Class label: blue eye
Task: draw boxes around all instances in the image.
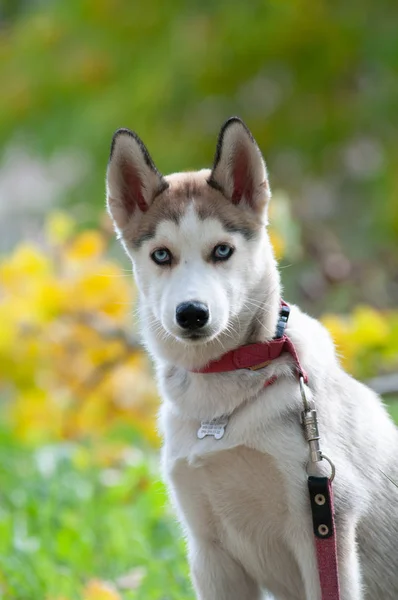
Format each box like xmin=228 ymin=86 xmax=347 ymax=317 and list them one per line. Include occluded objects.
xmin=212 ymin=244 xmax=234 ymax=261
xmin=151 ymin=248 xmax=172 ymax=265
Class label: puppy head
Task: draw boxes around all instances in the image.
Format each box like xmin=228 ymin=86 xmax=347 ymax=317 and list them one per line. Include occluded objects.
xmin=106 ymin=118 xmax=280 ymax=367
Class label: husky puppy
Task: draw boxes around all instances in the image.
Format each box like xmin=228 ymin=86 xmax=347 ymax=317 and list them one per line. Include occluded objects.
xmin=106 ymin=117 xmax=398 ymax=600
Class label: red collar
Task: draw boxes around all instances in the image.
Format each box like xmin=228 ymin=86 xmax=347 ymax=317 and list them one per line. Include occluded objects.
xmin=191 ymin=301 xmax=308 ymax=384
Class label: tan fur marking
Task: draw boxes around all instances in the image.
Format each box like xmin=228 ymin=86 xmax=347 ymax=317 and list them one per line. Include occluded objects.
xmin=128 ymin=171 xmax=263 ymax=248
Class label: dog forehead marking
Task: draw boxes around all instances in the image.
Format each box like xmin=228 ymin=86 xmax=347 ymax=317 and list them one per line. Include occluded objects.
xmin=129 ymin=171 xmax=262 ymax=248
xmin=153 ymin=204 xmax=233 ymax=255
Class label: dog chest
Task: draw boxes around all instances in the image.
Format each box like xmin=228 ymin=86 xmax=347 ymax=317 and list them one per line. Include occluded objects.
xmin=169 ymin=444 xmax=304 ymax=594
xmin=195 ymin=445 xmax=288 ymax=527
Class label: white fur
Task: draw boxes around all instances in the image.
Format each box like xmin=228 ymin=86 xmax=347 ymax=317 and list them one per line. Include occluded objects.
xmin=137 ymin=205 xmax=279 ymax=371
xmin=106 ymin=120 xmax=398 ymax=600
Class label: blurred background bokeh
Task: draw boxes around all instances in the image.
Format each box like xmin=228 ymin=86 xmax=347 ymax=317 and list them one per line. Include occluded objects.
xmin=0 ymin=1 xmax=397 ymax=599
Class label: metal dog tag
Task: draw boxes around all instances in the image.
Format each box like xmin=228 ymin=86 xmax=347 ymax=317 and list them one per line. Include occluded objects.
xmin=197 ymin=416 xmax=228 ymax=440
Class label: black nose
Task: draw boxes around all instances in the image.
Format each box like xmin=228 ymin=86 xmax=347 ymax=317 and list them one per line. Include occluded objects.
xmin=176 ymin=301 xmax=209 ymax=330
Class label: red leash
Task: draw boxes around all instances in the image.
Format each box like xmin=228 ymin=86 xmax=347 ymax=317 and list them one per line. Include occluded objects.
xmin=191 ymin=300 xmax=341 ymax=600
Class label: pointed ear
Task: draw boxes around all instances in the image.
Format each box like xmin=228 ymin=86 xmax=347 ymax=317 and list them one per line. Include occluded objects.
xmin=106 ymin=128 xmax=168 ymax=230
xmin=208 ymin=117 xmax=270 ymax=213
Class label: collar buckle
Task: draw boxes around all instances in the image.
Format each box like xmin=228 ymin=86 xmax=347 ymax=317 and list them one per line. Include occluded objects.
xmin=274 ymin=303 xmax=290 ymax=339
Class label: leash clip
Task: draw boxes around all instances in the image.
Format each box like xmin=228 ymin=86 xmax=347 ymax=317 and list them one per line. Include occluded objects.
xmin=274 ymin=303 xmax=290 ymax=339
xmin=299 ymin=376 xmax=335 ymax=481
xmin=301 ymin=406 xmax=322 ymax=464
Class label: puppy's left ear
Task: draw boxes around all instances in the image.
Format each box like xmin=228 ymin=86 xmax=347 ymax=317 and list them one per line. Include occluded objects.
xmin=208 ymin=117 xmax=270 ymax=214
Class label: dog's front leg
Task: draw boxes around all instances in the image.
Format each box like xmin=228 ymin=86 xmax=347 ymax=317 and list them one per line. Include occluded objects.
xmin=288 ymin=520 xmax=363 ymax=600
xmin=286 ymin=526 xmax=321 ymax=600
xmin=335 ymin=517 xmax=363 ymax=600
xmin=189 ymin=538 xmax=262 ymax=600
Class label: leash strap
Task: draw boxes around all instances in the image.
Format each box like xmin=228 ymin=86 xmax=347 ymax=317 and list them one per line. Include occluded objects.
xmin=308 ymin=477 xmax=341 ymax=599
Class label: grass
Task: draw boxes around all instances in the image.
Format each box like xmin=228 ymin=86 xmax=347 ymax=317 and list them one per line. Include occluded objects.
xmin=1 ymin=399 xmax=397 ymax=599
xmin=0 ymin=430 xmax=193 ymax=600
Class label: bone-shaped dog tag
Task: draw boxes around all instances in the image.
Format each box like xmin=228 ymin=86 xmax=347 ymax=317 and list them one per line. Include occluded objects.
xmin=197 ymin=417 xmax=228 ymax=440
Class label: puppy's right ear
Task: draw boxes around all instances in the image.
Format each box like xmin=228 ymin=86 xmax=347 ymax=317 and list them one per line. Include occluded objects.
xmin=106 ymin=129 xmax=167 ymax=230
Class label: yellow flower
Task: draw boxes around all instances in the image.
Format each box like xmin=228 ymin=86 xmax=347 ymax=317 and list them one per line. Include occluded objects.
xmin=45 ymin=211 xmax=75 ymax=245
xmin=0 ymin=244 xmax=52 ymax=292
xmin=321 ymin=314 xmax=357 ymax=372
xmin=0 ymin=303 xmax=18 ymax=353
xmin=30 ymin=280 xmax=65 ymax=323
xmin=12 ymin=389 xmax=64 ymax=443
xmin=351 ymin=305 xmax=389 ymax=348
xmin=269 ymin=229 xmax=285 ymax=260
xmin=65 ymin=231 xmax=105 ymax=262
xmin=74 ymin=386 xmax=113 ymax=437
xmin=65 ymin=261 xmax=133 ymax=320
xmin=83 ymin=579 xmax=121 ymax=600
xmin=0 ymin=222 xmax=154 ymax=445
xmin=86 ymin=339 xmax=125 ymax=367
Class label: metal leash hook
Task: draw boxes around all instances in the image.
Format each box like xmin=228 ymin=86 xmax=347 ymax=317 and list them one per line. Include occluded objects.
xmin=299 ymin=376 xmax=335 ymax=482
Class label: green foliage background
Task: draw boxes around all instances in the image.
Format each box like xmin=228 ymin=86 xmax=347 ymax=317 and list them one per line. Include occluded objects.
xmin=1 ymin=0 xmax=398 ymax=312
